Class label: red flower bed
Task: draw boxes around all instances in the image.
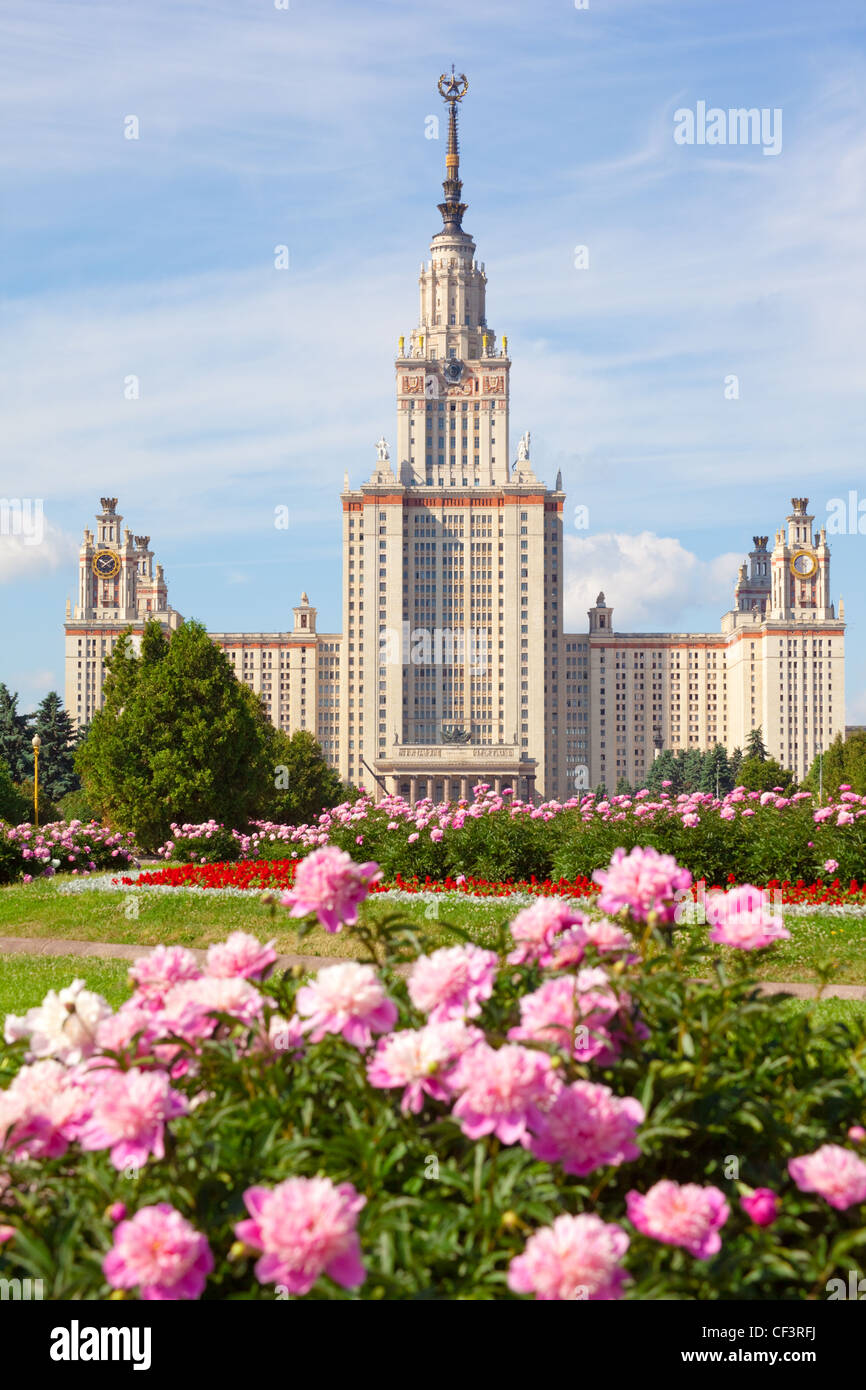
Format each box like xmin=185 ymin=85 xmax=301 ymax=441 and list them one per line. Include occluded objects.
xmin=112 ymin=861 xmax=866 ymax=907
xmin=116 ymin=860 xmax=300 ymax=892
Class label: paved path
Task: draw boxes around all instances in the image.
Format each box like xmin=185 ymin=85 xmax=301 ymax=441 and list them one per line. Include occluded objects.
xmin=0 ymin=936 xmax=332 ymax=976
xmin=2 ymin=936 xmax=865 ymax=999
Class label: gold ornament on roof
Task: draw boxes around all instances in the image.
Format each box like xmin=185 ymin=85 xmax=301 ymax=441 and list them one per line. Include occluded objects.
xmin=438 ymin=68 xmax=468 ymax=103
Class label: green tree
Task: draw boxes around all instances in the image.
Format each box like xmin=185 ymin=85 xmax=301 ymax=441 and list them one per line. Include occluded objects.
xmin=614 ymin=776 xmax=633 ymax=797
xmin=677 ymin=748 xmax=704 ymax=793
xmin=0 ymin=757 xmax=28 ymax=823
xmin=738 ymin=754 xmax=794 ymax=794
xmin=730 ymin=747 xmax=743 ymax=784
xmin=700 ymin=743 xmax=734 ymax=797
xmin=76 ymin=620 xmax=277 ymax=847
xmin=0 ymin=685 xmax=31 ymax=782
xmin=266 ymin=729 xmax=347 ymax=825
xmin=745 ymin=726 xmax=768 ymax=762
xmin=31 ymin=692 xmax=79 ymax=801
xmin=644 ymin=749 xmax=680 ymax=795
xmin=803 ymin=730 xmax=866 ymax=799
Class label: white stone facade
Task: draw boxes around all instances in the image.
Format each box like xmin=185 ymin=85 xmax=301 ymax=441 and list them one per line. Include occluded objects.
xmin=64 ymin=82 xmax=845 ymax=799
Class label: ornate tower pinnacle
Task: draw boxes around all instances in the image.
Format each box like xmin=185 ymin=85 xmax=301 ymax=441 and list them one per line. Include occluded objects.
xmin=437 ymin=66 xmax=469 ymax=232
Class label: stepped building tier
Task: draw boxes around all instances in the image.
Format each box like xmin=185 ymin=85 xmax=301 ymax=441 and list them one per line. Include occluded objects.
xmin=64 ymin=75 xmax=845 ymax=796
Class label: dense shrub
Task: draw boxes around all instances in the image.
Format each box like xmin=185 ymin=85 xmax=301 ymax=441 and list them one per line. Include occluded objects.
xmin=158 ymin=821 xmax=243 ymax=864
xmin=1 ymin=847 xmax=865 ymax=1301
xmin=58 ymin=789 xmax=97 ymax=823
xmin=0 ymin=759 xmax=28 ymax=825
xmin=0 ymin=820 xmax=137 ymax=885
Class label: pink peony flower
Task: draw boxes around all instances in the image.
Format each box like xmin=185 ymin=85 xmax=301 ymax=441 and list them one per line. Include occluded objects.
xmin=579 ymin=917 xmax=637 ymax=959
xmin=448 ymin=1042 xmax=555 ymax=1144
xmin=95 ymin=1001 xmax=160 ymax=1057
xmin=280 ymin=846 xmax=381 ymax=932
xmin=79 ymin=1067 xmax=188 ymax=1170
xmin=407 ymin=945 xmax=498 ymax=1022
xmin=104 ymin=1203 xmax=213 ymax=1300
xmin=0 ymin=1059 xmax=92 ymax=1160
xmin=528 ymin=1079 xmax=644 ymax=1176
xmin=848 ymin=1125 xmax=866 ymax=1143
xmin=0 ymin=1225 xmax=15 ymax=1244
xmin=106 ymin=1202 xmax=127 ymax=1223
xmin=740 ymin=1188 xmax=779 ymax=1227
xmin=508 ymin=1213 xmax=630 ymax=1301
xmin=235 ymin=1177 xmax=365 ymax=1294
xmin=593 ymin=846 xmax=692 ymax=925
xmin=296 ymin=962 xmax=397 ymax=1048
xmin=508 ymin=968 xmax=635 ymax=1064
xmin=546 ymin=925 xmax=589 ymax=970
xmin=507 ymin=899 xmax=586 ymax=967
xmin=205 ymin=932 xmax=277 ymax=981
xmin=627 ymin=1180 xmax=729 ymax=1259
xmin=156 ymin=975 xmax=267 ymax=1046
xmin=824 ymin=858 xmax=839 ymax=874
xmin=788 ymin=1144 xmax=866 ymax=1210
xmin=367 ymin=1021 xmax=482 ymax=1113
xmin=706 ymin=885 xmax=790 ymax=950
xmin=129 ymin=946 xmax=202 ymax=1008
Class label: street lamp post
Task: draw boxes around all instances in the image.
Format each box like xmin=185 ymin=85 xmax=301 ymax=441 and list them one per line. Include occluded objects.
xmin=32 ymin=734 xmax=41 ymax=828
xmin=818 ymin=745 xmax=823 ymax=805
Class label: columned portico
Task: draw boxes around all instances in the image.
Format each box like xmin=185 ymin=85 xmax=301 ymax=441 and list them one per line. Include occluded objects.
xmin=376 ymin=743 xmax=536 ymax=805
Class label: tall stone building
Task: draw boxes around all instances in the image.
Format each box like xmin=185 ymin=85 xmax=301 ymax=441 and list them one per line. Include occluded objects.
xmin=64 ymin=76 xmax=845 ymax=799
xmin=338 ymin=69 xmax=560 ymax=802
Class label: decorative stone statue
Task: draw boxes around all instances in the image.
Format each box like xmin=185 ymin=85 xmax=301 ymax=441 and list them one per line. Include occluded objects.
xmin=517 ymin=431 xmax=530 ymax=461
xmin=376 ymin=436 xmax=390 ymax=462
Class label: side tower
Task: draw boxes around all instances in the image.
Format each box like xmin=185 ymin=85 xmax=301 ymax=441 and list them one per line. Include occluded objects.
xmin=64 ymin=498 xmax=182 ymax=728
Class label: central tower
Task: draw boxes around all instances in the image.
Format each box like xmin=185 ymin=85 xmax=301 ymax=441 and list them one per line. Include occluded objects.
xmin=395 ymin=68 xmax=510 ymax=489
xmin=338 ymin=71 xmax=565 ymax=803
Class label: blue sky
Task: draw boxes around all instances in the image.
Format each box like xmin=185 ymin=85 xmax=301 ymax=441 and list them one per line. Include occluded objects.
xmin=2 ymin=0 xmax=865 ymax=721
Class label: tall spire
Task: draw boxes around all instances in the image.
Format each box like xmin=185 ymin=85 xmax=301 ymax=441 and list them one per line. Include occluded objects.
xmin=436 ymin=66 xmax=469 ymax=232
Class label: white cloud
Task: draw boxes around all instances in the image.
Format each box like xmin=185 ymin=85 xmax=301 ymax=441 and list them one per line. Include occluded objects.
xmin=563 ymin=531 xmax=742 ymax=632
xmin=0 ymin=522 xmax=79 ymax=585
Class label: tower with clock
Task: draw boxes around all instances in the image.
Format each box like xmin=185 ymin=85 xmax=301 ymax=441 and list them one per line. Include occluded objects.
xmin=64 ymin=498 xmax=182 ymax=728
xmin=768 ymin=496 xmax=832 ymax=621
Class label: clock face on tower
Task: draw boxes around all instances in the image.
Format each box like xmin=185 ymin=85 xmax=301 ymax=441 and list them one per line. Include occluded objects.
xmin=92 ymin=549 xmax=120 ymax=579
xmin=443 ymin=358 xmax=465 ymax=384
xmin=790 ymin=551 xmax=818 ymax=579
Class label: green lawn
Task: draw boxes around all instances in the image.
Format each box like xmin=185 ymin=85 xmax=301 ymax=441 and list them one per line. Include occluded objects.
xmin=0 ymin=948 xmax=864 ymax=1032
xmin=0 ymin=953 xmax=133 ymax=1019
xmin=1 ymin=877 xmax=866 ymax=987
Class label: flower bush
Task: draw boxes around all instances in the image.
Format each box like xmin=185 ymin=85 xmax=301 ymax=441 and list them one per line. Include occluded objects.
xmin=150 ymin=783 xmax=866 ymax=889
xmin=2 ymin=845 xmax=866 ymax=1300
xmin=0 ymin=820 xmax=136 ymax=885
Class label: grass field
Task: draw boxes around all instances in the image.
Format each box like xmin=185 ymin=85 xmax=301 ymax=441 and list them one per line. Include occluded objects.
xmin=1 ymin=877 xmax=866 ymax=986
xmin=1 ymin=948 xmax=864 ymax=1029
xmin=0 ymin=953 xmax=132 ymax=1019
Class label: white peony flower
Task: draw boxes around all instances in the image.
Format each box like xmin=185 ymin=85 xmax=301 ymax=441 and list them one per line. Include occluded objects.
xmin=3 ymin=979 xmax=113 ymax=1063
